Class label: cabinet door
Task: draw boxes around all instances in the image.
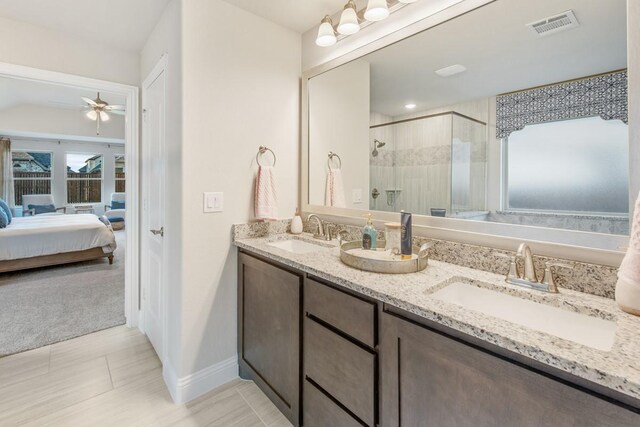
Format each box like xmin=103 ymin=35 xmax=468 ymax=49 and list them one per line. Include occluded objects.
xmin=238 ymin=252 xmax=302 ymax=426
xmin=380 ymin=311 xmax=640 ymax=427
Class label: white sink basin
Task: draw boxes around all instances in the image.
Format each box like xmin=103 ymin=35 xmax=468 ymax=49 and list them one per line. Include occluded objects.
xmin=431 ymin=282 xmax=617 ymax=351
xmin=267 ymin=239 xmax=324 ymax=254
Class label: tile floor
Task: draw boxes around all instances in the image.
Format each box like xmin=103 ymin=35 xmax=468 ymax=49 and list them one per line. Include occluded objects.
xmin=0 ymin=326 xmax=292 ymax=426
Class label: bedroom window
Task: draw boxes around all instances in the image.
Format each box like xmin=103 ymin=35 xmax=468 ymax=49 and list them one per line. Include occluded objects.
xmin=115 ymin=155 xmax=125 ymax=192
xmin=12 ymin=151 xmax=53 ymax=206
xmin=66 ymin=153 xmax=103 ymax=204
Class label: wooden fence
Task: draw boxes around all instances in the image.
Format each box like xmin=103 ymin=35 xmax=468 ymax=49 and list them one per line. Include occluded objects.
xmin=116 ymin=172 xmax=126 ymax=192
xmin=13 ymin=171 xmax=52 ymax=206
xmin=67 ymin=172 xmax=102 ymax=204
xmin=14 ymin=171 xmax=123 ymax=205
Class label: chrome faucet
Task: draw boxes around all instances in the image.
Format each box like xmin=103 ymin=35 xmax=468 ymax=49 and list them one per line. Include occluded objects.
xmin=506 ymin=243 xmax=559 ymax=293
xmin=306 ymin=214 xmax=324 ymax=239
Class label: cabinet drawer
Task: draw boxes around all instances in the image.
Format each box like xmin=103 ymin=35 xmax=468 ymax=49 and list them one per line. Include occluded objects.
xmin=304 ymin=317 xmax=375 ymax=426
xmin=305 ymin=277 xmax=376 ymax=347
xmin=303 ymin=378 xmax=363 ymax=427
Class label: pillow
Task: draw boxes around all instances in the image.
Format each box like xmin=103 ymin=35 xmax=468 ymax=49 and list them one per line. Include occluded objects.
xmin=111 ymin=201 xmax=125 ymax=209
xmin=0 ymin=207 xmax=8 ymax=229
xmin=0 ymin=198 xmax=11 ymax=224
xmin=28 ymin=204 xmax=56 ymax=215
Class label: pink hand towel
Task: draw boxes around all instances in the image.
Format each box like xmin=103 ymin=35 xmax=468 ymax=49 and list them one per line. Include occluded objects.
xmin=325 ymin=169 xmax=346 ymax=208
xmin=616 ymin=190 xmax=640 ymax=316
xmin=255 ymin=165 xmax=278 ymax=221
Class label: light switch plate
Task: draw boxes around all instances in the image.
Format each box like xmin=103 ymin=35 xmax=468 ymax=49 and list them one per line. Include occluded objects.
xmin=352 ymin=189 xmax=363 ymax=204
xmin=204 ymin=192 xmax=223 ymax=213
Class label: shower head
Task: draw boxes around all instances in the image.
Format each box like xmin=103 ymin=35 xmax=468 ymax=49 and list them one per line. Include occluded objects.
xmin=372 ymin=139 xmax=386 ymax=157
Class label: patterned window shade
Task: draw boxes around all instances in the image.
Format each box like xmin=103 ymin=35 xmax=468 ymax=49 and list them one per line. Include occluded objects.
xmin=496 ymin=70 xmax=628 ymax=139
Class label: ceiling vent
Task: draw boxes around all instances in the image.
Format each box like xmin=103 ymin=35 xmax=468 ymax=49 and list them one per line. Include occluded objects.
xmin=527 ymin=10 xmax=579 ymax=37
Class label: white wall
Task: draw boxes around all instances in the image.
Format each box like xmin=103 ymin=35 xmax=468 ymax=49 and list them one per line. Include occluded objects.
xmin=179 ymin=0 xmax=300 ymax=379
xmin=12 ymin=138 xmax=124 ymax=213
xmin=140 ymin=0 xmax=184 ymax=383
xmin=0 ymin=104 xmax=125 ymax=141
xmin=0 ymin=15 xmax=139 ymax=86
xmin=308 ymin=59 xmax=370 ymax=209
xmin=140 ymin=0 xmax=301 ymax=391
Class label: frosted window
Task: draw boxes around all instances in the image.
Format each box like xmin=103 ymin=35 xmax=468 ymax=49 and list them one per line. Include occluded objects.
xmin=507 ymin=117 xmax=628 ymax=214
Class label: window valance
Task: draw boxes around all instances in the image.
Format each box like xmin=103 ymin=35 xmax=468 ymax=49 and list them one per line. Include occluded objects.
xmin=496 ymin=70 xmax=628 ymax=139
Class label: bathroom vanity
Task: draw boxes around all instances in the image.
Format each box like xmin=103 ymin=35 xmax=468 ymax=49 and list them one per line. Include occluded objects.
xmin=235 ymin=232 xmax=640 ymax=426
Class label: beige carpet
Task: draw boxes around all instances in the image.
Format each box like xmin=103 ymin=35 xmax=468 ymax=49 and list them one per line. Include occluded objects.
xmin=0 ymin=230 xmax=126 ymax=356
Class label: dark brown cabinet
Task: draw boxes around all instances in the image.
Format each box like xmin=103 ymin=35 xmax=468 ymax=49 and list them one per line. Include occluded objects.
xmin=237 ymin=250 xmax=639 ymax=427
xmin=380 ymin=309 xmax=640 ymax=427
xmin=237 ymin=252 xmax=302 ymax=426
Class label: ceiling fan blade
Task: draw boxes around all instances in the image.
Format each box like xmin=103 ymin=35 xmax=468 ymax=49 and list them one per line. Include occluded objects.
xmin=82 ymin=97 xmax=98 ymax=107
xmin=108 ymin=109 xmax=126 ymax=116
xmin=104 ymin=105 xmax=125 ymax=111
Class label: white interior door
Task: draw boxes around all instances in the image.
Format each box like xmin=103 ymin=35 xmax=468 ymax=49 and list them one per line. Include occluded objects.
xmin=141 ymin=59 xmax=166 ymax=361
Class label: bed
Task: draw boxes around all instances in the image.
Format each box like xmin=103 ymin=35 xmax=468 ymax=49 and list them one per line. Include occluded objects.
xmin=0 ymin=214 xmax=117 ymax=273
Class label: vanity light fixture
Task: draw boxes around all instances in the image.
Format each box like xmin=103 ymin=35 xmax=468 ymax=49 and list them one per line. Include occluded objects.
xmin=337 ymin=1 xmax=360 ymax=35
xmin=316 ymin=15 xmax=337 ymax=47
xmin=364 ymin=0 xmax=390 ymax=21
xmin=404 ymin=103 xmax=417 ymax=109
xmin=316 ymin=0 xmax=421 ymax=47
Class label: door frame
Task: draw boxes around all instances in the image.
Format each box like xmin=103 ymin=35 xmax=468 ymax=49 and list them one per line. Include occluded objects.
xmin=140 ymin=54 xmax=168 ymax=363
xmin=0 ymin=61 xmax=141 ymax=327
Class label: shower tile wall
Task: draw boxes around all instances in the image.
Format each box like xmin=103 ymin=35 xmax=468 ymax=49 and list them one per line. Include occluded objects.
xmin=392 ymin=114 xmax=452 ymax=214
xmin=370 ymin=113 xmax=452 ymax=213
xmin=370 ymin=112 xmax=395 ymax=212
xmin=370 ymin=99 xmax=489 ymax=216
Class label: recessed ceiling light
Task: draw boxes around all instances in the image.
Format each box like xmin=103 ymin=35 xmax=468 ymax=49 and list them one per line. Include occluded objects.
xmin=404 ymin=103 xmax=416 ymax=109
xmin=434 ymin=64 xmax=467 ymax=77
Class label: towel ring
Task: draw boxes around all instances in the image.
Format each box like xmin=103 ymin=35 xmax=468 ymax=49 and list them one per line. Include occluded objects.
xmin=327 ymin=151 xmax=341 ymax=170
xmin=256 ymin=145 xmax=276 ymax=166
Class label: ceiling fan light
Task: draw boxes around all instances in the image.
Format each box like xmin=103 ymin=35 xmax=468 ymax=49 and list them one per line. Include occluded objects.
xmin=337 ymin=1 xmax=360 ymax=35
xmin=100 ymin=111 xmax=110 ymax=122
xmin=316 ymin=15 xmax=337 ymax=47
xmin=364 ymin=0 xmax=389 ymax=22
xmin=86 ymin=110 xmax=97 ymax=121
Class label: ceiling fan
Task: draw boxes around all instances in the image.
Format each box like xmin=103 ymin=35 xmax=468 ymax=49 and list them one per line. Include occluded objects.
xmin=81 ymin=92 xmax=125 ymax=135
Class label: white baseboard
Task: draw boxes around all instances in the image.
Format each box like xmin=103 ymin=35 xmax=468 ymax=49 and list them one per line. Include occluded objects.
xmin=163 ymin=356 xmax=239 ymax=404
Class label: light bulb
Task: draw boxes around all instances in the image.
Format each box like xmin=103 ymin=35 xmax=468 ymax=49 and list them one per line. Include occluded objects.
xmin=337 ymin=1 xmax=360 ymax=35
xmin=100 ymin=111 xmax=110 ymax=121
xmin=316 ymin=15 xmax=337 ymax=47
xmin=364 ymin=0 xmax=389 ymax=22
xmin=86 ymin=110 xmax=97 ymax=120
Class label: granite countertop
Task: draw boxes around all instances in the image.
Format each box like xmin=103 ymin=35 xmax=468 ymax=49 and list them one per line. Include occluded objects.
xmin=234 ymin=232 xmax=640 ymax=403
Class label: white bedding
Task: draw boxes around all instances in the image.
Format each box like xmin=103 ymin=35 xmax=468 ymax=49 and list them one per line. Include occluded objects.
xmin=0 ymin=214 xmax=117 ymax=261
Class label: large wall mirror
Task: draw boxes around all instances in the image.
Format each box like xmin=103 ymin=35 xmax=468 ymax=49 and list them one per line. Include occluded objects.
xmin=305 ymin=0 xmax=630 ymax=249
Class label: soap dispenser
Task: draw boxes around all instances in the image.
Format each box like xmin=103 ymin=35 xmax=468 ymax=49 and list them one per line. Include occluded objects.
xmin=291 ymin=209 xmax=303 ymax=234
xmin=363 ymin=213 xmax=378 ymax=250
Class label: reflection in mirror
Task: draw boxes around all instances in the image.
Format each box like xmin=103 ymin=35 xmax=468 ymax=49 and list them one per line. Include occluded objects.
xmin=307 ymin=0 xmax=628 ymax=235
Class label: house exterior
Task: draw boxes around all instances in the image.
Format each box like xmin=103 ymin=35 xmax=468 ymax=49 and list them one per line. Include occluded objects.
xmin=12 ymin=151 xmax=51 ymax=173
